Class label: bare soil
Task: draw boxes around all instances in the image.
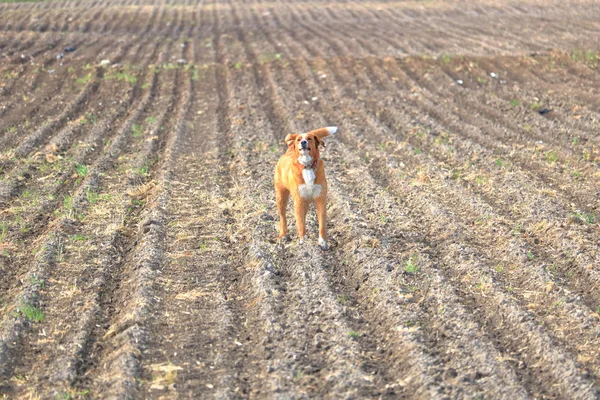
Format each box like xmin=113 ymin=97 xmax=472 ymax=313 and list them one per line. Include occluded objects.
xmin=1 ymin=0 xmax=599 ymax=398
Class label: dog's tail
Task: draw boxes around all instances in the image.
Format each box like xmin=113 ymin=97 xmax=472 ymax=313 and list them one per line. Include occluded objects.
xmin=307 ymin=126 xmax=338 ymax=139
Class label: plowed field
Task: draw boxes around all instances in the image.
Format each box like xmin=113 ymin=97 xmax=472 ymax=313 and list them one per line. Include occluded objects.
xmin=1 ymin=0 xmax=599 ymax=398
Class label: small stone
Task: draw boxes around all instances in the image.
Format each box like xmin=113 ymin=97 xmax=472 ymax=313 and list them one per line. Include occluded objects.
xmin=260 ymin=213 xmax=274 ymax=221
xmin=445 ymin=368 xmax=458 ymax=378
xmin=490 ymin=72 xmax=498 ymax=78
xmin=538 ymin=108 xmax=552 ymax=115
xmin=456 ymin=79 xmax=463 ymax=85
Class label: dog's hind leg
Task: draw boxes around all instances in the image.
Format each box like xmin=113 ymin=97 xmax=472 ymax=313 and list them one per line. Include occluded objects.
xmin=276 ymin=188 xmax=289 ymax=239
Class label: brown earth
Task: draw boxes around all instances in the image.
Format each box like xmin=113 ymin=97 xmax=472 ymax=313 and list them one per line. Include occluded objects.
xmin=0 ymin=0 xmax=599 ymax=398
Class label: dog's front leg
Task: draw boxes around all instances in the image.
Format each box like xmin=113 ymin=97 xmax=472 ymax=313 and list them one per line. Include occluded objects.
xmin=276 ymin=188 xmax=289 ymax=239
xmin=315 ymin=196 xmax=328 ymax=249
xmin=294 ymin=199 xmax=308 ymax=242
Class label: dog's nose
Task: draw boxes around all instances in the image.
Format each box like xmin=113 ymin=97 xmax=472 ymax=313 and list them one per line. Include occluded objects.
xmin=300 ymin=140 xmax=308 ymax=148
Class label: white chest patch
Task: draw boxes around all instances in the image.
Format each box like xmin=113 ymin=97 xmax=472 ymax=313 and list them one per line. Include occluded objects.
xmin=299 ymin=168 xmax=322 ymax=199
xmin=302 ymin=168 xmax=316 ymax=185
xmin=298 ymin=154 xmax=312 ymax=167
xmin=299 ymin=184 xmax=322 ymax=200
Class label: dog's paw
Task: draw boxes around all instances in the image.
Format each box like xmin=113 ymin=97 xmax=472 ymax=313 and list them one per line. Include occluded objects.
xmin=298 ymin=235 xmax=308 ymax=245
xmin=319 ymin=237 xmax=329 ymax=250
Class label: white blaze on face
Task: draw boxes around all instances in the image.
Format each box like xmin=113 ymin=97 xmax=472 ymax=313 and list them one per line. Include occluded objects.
xmin=297 ymin=134 xmax=312 ymax=167
xmin=299 ymin=134 xmax=308 ymax=151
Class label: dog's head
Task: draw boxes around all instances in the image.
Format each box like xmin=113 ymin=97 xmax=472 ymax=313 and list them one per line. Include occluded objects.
xmin=284 ymin=126 xmax=337 ymax=161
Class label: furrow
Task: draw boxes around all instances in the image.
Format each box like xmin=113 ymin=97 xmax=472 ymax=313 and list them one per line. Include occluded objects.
xmin=234 ymin=5 xmax=385 ymax=397
xmin=284 ymin=5 xmax=373 ymax=91
xmin=230 ymin=3 xmax=292 ymax=137
xmin=25 ymin=36 xmax=106 ymax=95
xmin=324 ymin=6 xmax=408 ymax=57
xmin=261 ymin=12 xmax=530 ymax=397
xmin=345 ymin=54 xmax=600 ymax=259
xmin=394 ymin=58 xmax=600 ymax=210
xmin=0 ymin=34 xmax=78 ymax=138
xmin=0 ymin=38 xmax=158 ymax=219
xmin=343 ymin=64 xmax=600 ymax=383
xmin=312 ymin=48 xmax=595 ymax=294
xmin=417 ymin=56 xmax=597 ymax=166
xmin=0 ymin=35 xmax=135 ymax=156
xmin=225 ymin=62 xmax=378 ymax=398
xmin=78 ymin=7 xmax=103 ymax=33
xmin=148 ymin=5 xmax=296 ymax=397
xmin=84 ymin=42 xmax=192 ymax=399
xmin=319 ymin=80 xmax=598 ymax=400
xmin=346 ymin=104 xmax=600 ymax=399
xmin=292 ymin=55 xmax=596 ymax=396
xmin=139 ymin=29 xmax=275 ymax=393
xmin=280 ymin=19 xmax=600 ymax=382
xmin=441 ymin=17 xmax=548 ymax=54
xmin=101 ymin=8 xmax=129 ymax=35
xmin=327 ymin=148 xmax=531 ymax=399
xmin=14 ymin=66 xmax=102 ymax=157
xmin=473 ymin=55 xmax=600 ymax=148
xmin=140 ymin=9 xmax=256 ymax=397
xmin=262 ymin=12 xmax=600 ymax=396
xmin=28 ymin=46 xmax=177 ymax=400
xmin=150 ymin=6 xmax=167 ymax=36
xmin=355 ymin=88 xmax=600 ymax=379
xmin=0 ymin=39 xmax=169 ymax=396
xmin=0 ymin=38 xmax=161 ymax=294
xmin=0 ymin=34 xmax=65 ymax=99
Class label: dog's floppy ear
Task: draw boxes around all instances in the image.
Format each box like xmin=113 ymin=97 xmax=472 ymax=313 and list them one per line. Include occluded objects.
xmin=307 ymin=126 xmax=337 ymax=140
xmin=285 ymin=133 xmax=297 ymax=147
xmin=314 ymin=136 xmax=324 ymax=148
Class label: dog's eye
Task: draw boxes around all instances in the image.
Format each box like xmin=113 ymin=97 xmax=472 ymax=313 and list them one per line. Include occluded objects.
xmin=307 ymin=138 xmax=312 ymax=141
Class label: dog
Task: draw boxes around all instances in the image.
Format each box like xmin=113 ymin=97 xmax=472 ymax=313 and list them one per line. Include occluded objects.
xmin=274 ymin=126 xmax=337 ymax=250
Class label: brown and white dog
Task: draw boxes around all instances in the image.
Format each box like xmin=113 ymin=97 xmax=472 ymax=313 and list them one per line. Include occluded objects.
xmin=274 ymin=126 xmax=337 ymax=250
